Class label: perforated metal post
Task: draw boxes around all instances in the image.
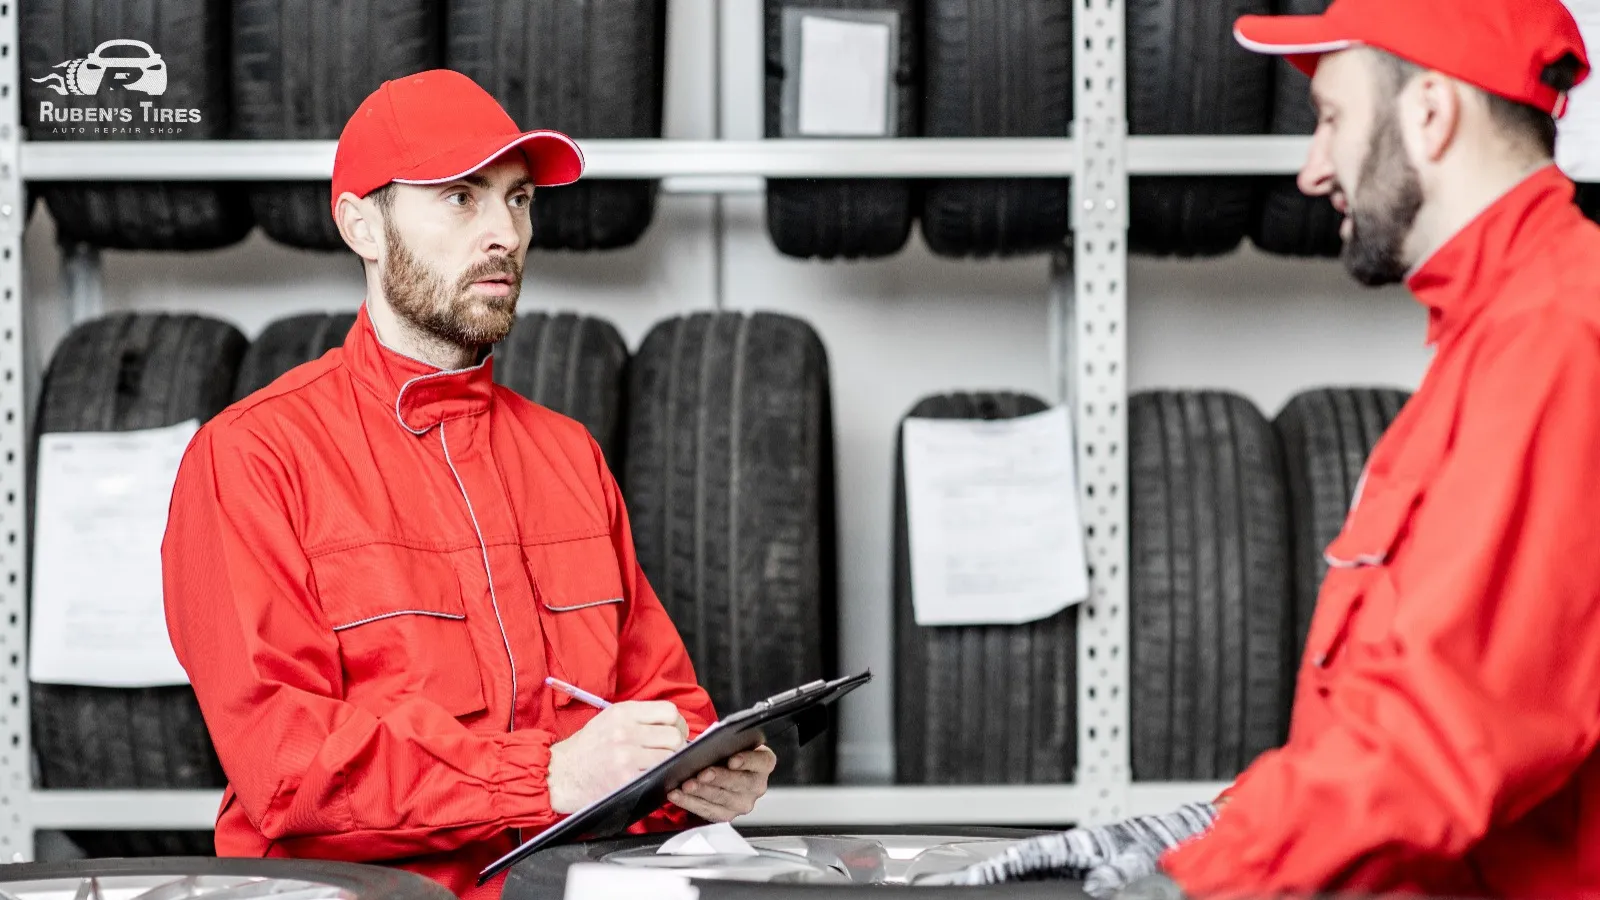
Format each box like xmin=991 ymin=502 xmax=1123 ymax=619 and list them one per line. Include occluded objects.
xmin=0 ymin=0 xmax=31 ymax=861
xmin=1071 ymin=0 xmax=1131 ymax=824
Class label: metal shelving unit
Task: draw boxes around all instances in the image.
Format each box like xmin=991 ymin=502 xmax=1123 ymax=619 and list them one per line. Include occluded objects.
xmin=0 ymin=0 xmax=1303 ymax=855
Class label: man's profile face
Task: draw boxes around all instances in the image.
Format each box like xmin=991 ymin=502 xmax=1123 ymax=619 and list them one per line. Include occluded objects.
xmin=377 ymin=156 xmax=535 ymax=350
xmin=1301 ymin=49 xmax=1425 ymax=286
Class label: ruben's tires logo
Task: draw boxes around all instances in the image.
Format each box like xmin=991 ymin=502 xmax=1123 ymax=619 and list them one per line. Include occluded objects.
xmin=31 ymin=39 xmax=201 ymax=135
xmin=34 ymin=39 xmax=167 ymax=96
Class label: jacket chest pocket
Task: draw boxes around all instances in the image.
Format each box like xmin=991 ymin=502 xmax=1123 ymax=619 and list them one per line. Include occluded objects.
xmin=1304 ymin=477 xmax=1422 ymax=672
xmin=523 ymin=533 xmax=626 ymax=710
xmin=310 ymin=545 xmax=488 ymax=719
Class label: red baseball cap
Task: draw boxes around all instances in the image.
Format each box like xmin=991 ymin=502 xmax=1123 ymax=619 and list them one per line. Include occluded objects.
xmin=1234 ymin=0 xmax=1590 ymax=117
xmin=330 ymin=68 xmax=585 ymax=221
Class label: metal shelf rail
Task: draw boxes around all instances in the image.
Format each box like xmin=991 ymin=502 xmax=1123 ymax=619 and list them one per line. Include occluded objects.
xmin=0 ymin=0 xmax=1285 ymax=854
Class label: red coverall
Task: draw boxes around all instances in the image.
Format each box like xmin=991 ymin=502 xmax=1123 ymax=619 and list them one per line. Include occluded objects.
xmin=1163 ymin=165 xmax=1600 ymax=897
xmin=161 ymin=305 xmax=716 ymax=899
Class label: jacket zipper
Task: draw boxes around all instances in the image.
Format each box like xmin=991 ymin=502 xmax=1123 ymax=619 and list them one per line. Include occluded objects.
xmin=439 ymin=421 xmax=519 ymax=732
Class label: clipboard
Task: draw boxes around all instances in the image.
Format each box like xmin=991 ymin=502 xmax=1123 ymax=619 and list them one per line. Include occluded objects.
xmin=477 ymin=670 xmax=871 ymax=885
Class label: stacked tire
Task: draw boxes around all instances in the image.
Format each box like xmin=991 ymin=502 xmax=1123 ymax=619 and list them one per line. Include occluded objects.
xmin=448 ymin=0 xmax=668 ymax=251
xmin=31 ymin=313 xmax=248 ymax=857
xmin=22 ymin=1 xmax=253 ymax=250
xmin=232 ymin=0 xmax=441 ymax=251
xmin=623 ymin=313 xmax=839 ymax=784
xmin=893 ymin=393 xmax=1076 ymax=785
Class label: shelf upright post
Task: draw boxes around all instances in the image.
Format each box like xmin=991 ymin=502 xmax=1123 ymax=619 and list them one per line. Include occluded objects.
xmin=0 ymin=0 xmax=34 ymax=861
xmin=1070 ymin=0 xmax=1133 ymax=824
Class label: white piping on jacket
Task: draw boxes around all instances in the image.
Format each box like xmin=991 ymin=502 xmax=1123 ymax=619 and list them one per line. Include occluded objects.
xmin=543 ymin=597 xmax=624 ymax=613
xmin=332 ymin=609 xmax=466 ymax=631
xmin=440 ymin=420 xmax=520 ymax=732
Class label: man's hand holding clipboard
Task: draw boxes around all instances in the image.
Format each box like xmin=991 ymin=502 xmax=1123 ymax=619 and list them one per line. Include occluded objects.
xmin=479 ymin=671 xmax=873 ymax=885
xmin=542 ymin=676 xmax=778 ymax=823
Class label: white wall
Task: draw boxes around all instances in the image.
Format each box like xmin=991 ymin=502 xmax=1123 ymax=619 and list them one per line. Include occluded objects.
xmin=19 ymin=0 xmax=1436 ymax=783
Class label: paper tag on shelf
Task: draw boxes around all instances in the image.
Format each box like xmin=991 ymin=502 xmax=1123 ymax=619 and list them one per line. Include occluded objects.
xmin=29 ymin=420 xmax=199 ymax=687
xmin=1558 ymin=0 xmax=1600 ymax=179
xmin=564 ymin=863 xmax=698 ymax=900
xmin=797 ymin=14 xmax=892 ymax=136
xmin=903 ymin=406 xmax=1090 ymax=626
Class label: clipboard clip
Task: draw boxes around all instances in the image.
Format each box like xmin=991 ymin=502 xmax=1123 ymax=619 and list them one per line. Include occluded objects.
xmin=753 ymin=678 xmax=828 ymax=711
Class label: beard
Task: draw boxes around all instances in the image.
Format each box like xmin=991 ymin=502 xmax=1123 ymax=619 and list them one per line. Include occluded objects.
xmin=380 ymin=218 xmax=521 ymax=349
xmin=1340 ymin=105 xmax=1425 ymax=287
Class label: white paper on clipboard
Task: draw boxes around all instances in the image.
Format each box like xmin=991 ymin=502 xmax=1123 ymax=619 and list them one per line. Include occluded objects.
xmin=902 ymin=406 xmax=1090 ymax=627
xmin=1557 ymin=1 xmax=1600 ymax=179
xmin=28 ymin=420 xmax=198 ymax=687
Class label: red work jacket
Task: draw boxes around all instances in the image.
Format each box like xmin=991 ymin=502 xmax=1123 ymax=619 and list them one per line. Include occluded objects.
xmin=1164 ymin=166 xmax=1600 ymax=897
xmin=161 ymin=305 xmax=715 ymax=899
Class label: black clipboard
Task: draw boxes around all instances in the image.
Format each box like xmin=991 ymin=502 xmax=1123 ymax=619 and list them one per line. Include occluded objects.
xmin=477 ymin=670 xmax=871 ymax=885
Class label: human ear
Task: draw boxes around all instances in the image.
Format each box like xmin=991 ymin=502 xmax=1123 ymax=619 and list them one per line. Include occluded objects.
xmin=1408 ymin=71 xmax=1461 ymax=164
xmin=335 ymin=193 xmax=380 ymax=262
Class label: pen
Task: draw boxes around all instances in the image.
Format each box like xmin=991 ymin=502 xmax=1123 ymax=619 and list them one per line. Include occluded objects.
xmin=544 ymin=676 xmax=612 ymax=710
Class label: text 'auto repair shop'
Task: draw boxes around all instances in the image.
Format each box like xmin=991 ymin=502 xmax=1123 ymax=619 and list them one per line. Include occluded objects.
xmin=1 ymin=0 xmax=1599 ymax=899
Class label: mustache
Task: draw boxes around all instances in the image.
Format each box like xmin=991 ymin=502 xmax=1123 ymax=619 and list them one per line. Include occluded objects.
xmin=457 ymin=256 xmax=521 ymax=290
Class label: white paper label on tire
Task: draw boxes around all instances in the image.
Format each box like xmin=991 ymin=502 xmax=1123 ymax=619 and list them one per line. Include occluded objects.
xmin=1558 ymin=0 xmax=1600 ymax=179
xmin=903 ymin=406 xmax=1090 ymax=626
xmin=797 ymin=14 xmax=892 ymax=136
xmin=29 ymin=420 xmax=200 ymax=687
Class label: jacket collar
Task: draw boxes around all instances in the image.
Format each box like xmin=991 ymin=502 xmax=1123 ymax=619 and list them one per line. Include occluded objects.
xmin=1407 ymin=163 xmax=1577 ymax=347
xmin=343 ymin=303 xmax=495 ymax=434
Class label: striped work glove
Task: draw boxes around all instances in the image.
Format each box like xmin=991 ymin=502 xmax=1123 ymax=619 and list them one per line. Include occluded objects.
xmin=918 ymin=802 xmax=1216 ymax=898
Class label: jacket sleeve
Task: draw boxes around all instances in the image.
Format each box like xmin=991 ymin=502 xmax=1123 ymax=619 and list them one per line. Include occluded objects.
xmin=162 ymin=423 xmax=563 ymax=862
xmin=1162 ymin=313 xmax=1600 ymax=895
xmin=586 ymin=437 xmax=721 ymax=833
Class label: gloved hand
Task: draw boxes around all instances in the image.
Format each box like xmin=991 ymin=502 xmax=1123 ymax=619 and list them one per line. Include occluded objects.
xmin=916 ymin=802 xmax=1216 ymax=898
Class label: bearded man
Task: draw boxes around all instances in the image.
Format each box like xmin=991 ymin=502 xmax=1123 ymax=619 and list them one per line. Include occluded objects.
xmin=160 ymin=69 xmax=774 ymax=899
xmin=942 ymin=1 xmax=1600 ymax=898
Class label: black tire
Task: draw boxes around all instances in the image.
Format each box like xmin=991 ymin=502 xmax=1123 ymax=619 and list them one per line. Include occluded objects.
xmin=920 ymin=0 xmax=1072 ymax=258
xmin=21 ymin=1 xmax=254 ymax=250
xmin=1250 ymin=0 xmax=1340 ymax=258
xmin=447 ymin=0 xmax=665 ymax=251
xmin=1272 ymin=387 xmax=1408 ymax=661
xmin=31 ymin=313 xmax=249 ymax=857
xmin=623 ymin=313 xmax=837 ymax=784
xmin=1576 ymin=183 xmax=1600 ymax=225
xmin=1126 ymin=0 xmax=1272 ymax=257
xmin=763 ymin=0 xmax=919 ymax=260
xmin=504 ymin=826 xmax=1077 ymax=900
xmin=233 ymin=311 xmax=358 ymax=400
xmin=232 ymin=0 xmax=442 ymax=251
xmin=0 ymin=857 xmax=454 ymax=900
xmin=893 ymin=392 xmax=1077 ymax=784
xmin=1128 ymin=391 xmax=1292 ymax=781
xmin=493 ymin=313 xmax=630 ymax=468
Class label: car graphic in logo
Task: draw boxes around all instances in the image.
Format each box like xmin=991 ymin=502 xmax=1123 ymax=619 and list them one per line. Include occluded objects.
xmin=32 ymin=39 xmax=167 ymax=97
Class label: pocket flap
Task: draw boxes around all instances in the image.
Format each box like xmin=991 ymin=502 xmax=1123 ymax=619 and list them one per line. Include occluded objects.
xmin=1324 ymin=476 xmax=1425 ymax=569
xmin=311 ymin=544 xmax=466 ymax=628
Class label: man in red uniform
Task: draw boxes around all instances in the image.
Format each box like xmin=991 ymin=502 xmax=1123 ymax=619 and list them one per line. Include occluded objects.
xmin=947 ymin=0 xmax=1600 ymax=897
xmin=161 ymin=69 xmax=775 ymax=898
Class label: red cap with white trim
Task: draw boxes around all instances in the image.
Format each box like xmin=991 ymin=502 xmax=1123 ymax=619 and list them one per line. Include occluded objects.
xmin=1234 ymin=0 xmax=1590 ymax=118
xmin=330 ymin=68 xmax=585 ymax=221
